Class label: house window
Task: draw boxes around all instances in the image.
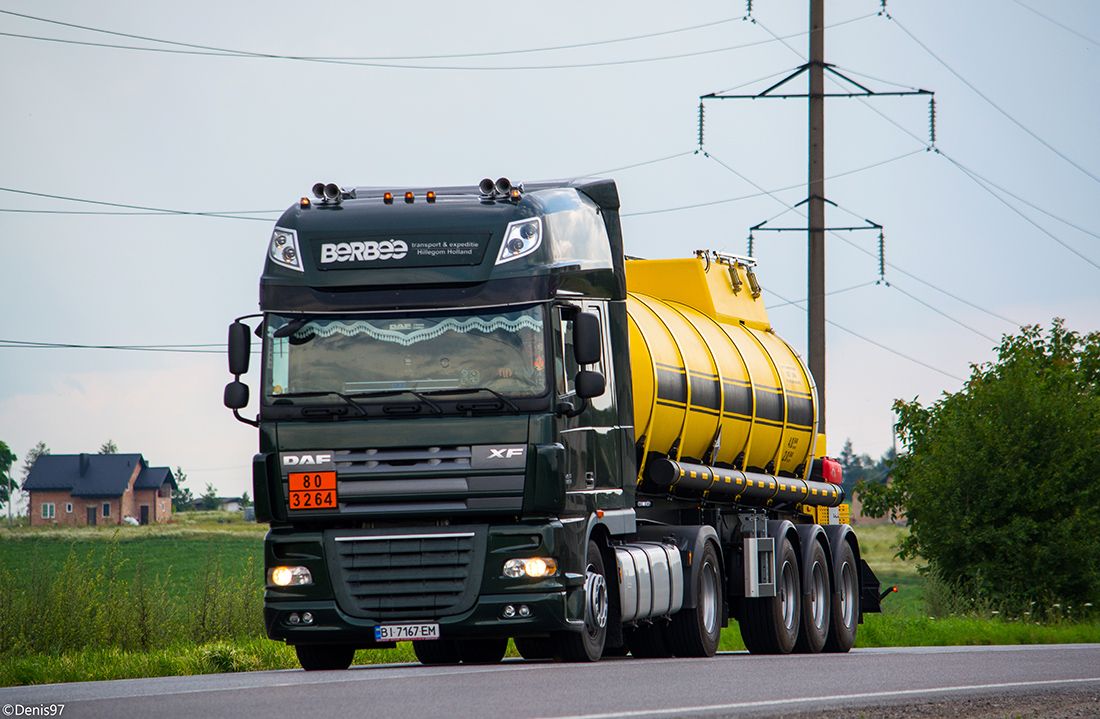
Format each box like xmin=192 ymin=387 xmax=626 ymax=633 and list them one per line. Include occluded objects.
xmin=102 ymin=502 xmax=111 ymax=518
xmin=41 ymin=502 xmax=55 ymax=519
xmin=66 ymin=503 xmax=73 ymax=513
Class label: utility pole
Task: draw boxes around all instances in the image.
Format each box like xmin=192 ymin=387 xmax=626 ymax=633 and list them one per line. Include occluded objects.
xmin=699 ymin=0 xmax=933 ymax=440
xmin=808 ymin=0 xmax=826 ymax=431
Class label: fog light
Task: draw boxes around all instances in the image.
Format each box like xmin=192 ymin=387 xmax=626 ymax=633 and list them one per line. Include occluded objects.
xmin=269 ymin=566 xmax=313 ymax=587
xmin=302 ymin=612 xmax=314 ymax=625
xmin=518 ymin=605 xmax=531 ymax=617
xmin=503 ymin=605 xmax=516 ymax=618
xmin=289 ymin=613 xmax=301 ymax=625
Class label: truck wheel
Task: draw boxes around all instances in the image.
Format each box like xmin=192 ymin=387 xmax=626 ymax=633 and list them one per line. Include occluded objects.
xmin=413 ymin=639 xmax=461 ymax=665
xmin=295 ymin=644 xmax=355 ymax=671
xmin=823 ymin=540 xmax=859 ymax=653
xmin=667 ymin=542 xmax=722 ymax=657
xmin=554 ymin=540 xmax=608 ymax=662
xmin=455 ymin=637 xmax=508 ymax=664
xmin=514 ymin=637 xmax=556 ymax=661
xmin=740 ymin=535 xmax=800 ymax=654
xmin=794 ymin=540 xmax=831 ymax=653
xmin=625 ymin=622 xmax=671 ymax=658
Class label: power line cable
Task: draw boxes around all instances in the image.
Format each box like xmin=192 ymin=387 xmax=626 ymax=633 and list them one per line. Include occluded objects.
xmin=0 ymin=339 xmax=225 ymax=354
xmin=0 ymin=11 xmax=878 ymax=71
xmin=1006 ymin=0 xmax=1100 ymax=50
xmin=765 ymin=280 xmax=877 ymax=309
xmin=0 ymin=187 xmax=279 ymax=221
xmin=761 ymin=284 xmax=965 ymax=382
xmin=0 ymin=9 xmax=750 ymax=61
xmin=887 ymin=14 xmax=1100 ymax=186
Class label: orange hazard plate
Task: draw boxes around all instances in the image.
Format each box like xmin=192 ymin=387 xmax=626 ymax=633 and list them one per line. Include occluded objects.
xmin=289 ymin=471 xmax=337 ymax=510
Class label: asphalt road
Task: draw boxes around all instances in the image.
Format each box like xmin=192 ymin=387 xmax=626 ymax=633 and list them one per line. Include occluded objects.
xmin=1 ymin=645 xmax=1098 ymax=719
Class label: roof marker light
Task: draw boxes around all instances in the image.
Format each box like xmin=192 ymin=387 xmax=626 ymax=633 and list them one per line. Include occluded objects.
xmin=300 ymin=197 xmax=311 ymax=208
xmin=383 ymin=192 xmax=393 ymax=205
xmin=426 ymin=191 xmax=436 ymax=203
xmin=405 ymin=191 xmax=414 ymax=204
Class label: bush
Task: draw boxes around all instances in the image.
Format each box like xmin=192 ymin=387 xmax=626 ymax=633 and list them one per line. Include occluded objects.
xmin=858 ymin=320 xmax=1100 ymax=617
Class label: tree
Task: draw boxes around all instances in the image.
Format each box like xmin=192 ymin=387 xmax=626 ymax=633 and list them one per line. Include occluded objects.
xmin=98 ymin=439 xmax=118 ymax=455
xmin=0 ymin=441 xmax=17 ymax=520
xmin=201 ymin=483 xmax=220 ymax=511
xmin=22 ymin=441 xmax=49 ymax=481
xmin=240 ymin=491 xmax=251 ymax=508
xmin=172 ymin=466 xmax=193 ymax=511
xmin=858 ymin=321 xmax=1100 ymax=615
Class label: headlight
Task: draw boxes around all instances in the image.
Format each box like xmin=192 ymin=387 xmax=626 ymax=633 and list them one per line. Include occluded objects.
xmin=503 ymin=557 xmax=558 ymax=579
xmin=268 ymin=565 xmax=313 ymax=586
xmin=269 ymin=227 xmax=304 ymax=273
xmin=495 ymin=217 xmax=542 ymax=265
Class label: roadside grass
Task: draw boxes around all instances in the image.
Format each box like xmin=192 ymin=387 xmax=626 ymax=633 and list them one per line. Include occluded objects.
xmin=1 ymin=520 xmax=1097 ymax=686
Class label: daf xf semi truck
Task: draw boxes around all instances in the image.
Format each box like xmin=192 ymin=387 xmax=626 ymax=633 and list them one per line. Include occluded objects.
xmin=223 ymin=177 xmax=883 ymax=670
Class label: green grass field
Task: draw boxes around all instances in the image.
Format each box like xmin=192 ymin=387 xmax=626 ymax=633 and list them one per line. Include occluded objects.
xmin=1 ymin=517 xmax=1096 ymax=686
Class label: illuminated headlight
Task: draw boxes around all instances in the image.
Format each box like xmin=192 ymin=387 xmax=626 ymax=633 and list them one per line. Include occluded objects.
xmin=269 ymin=227 xmax=304 ymax=273
xmin=503 ymin=557 xmax=557 ymax=579
xmin=495 ymin=217 xmax=542 ymax=265
xmin=268 ymin=565 xmax=313 ymax=587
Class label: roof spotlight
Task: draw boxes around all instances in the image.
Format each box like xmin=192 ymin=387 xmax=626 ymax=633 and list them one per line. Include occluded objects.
xmin=312 ymin=183 xmax=326 ymax=199
xmin=495 ymin=177 xmax=512 ymax=195
xmin=479 ymin=178 xmax=496 ymax=196
xmin=324 ymin=183 xmax=341 ymax=201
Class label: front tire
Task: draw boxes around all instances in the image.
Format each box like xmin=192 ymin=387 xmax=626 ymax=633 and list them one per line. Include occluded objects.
xmin=554 ymin=540 xmax=608 ymax=662
xmin=667 ymin=542 xmax=722 ymax=657
xmin=413 ymin=639 xmax=461 ymax=665
xmin=455 ymin=637 xmax=508 ymax=664
xmin=295 ymin=644 xmax=355 ymax=671
xmin=740 ymin=536 xmax=800 ymax=654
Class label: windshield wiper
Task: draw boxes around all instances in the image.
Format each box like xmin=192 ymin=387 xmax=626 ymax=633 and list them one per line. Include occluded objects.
xmin=344 ymin=389 xmax=442 ymax=414
xmin=272 ymin=391 xmax=368 ymax=417
xmin=422 ymin=387 xmax=520 ymax=413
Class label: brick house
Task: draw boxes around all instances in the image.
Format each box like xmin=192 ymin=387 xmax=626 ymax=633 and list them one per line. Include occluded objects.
xmin=23 ymin=453 xmax=176 ymax=526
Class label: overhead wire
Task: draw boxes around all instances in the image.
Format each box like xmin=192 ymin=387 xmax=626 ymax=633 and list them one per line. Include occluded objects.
xmin=886 ymin=13 xmax=1100 ymax=186
xmin=1007 ymin=0 xmax=1100 ymax=49
xmin=0 ymin=339 xmax=224 ymax=354
xmin=0 ymin=187 xmax=280 ymax=221
xmin=0 ymin=10 xmax=878 ymax=71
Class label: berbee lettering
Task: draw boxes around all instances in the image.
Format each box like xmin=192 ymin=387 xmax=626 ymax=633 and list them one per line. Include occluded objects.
xmin=319 ymin=240 xmax=408 ymax=264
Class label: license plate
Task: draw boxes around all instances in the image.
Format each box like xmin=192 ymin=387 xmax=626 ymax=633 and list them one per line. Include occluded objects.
xmin=375 ymin=623 xmax=440 ymax=641
xmin=289 ymin=471 xmax=337 ymax=510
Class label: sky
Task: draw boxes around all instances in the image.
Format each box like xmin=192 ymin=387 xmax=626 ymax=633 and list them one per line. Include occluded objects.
xmin=1 ymin=0 xmax=1098 ymax=506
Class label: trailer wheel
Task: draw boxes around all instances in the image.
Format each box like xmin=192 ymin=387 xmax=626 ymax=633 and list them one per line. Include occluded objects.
xmin=554 ymin=540 xmax=608 ymax=662
xmin=823 ymin=540 xmax=859 ymax=653
xmin=740 ymin=535 xmax=800 ymax=654
xmin=667 ymin=542 xmax=722 ymax=657
xmin=295 ymin=644 xmax=355 ymax=671
xmin=794 ymin=540 xmax=831 ymax=653
xmin=413 ymin=639 xmax=461 ymax=665
xmin=514 ymin=636 xmax=556 ymax=661
xmin=456 ymin=637 xmax=508 ymax=664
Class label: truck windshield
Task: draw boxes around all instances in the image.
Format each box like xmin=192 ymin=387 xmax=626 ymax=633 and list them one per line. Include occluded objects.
xmin=263 ymin=305 xmax=548 ymax=403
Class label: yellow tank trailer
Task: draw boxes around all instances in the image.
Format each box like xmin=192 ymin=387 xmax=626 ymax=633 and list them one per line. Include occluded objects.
xmin=625 ymin=251 xmax=842 ymax=508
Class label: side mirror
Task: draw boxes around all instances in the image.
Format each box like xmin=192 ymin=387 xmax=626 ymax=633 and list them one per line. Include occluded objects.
xmin=574 ymin=370 xmax=605 ymax=399
xmin=228 ymin=322 xmax=251 ymax=376
xmin=572 ymin=312 xmax=602 ymax=366
xmin=224 ymin=380 xmax=249 ymax=410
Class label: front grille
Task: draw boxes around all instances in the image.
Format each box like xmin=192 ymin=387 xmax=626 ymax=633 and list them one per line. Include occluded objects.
xmin=285 ymin=444 xmax=526 ymax=518
xmin=327 ymin=529 xmax=485 ymax=619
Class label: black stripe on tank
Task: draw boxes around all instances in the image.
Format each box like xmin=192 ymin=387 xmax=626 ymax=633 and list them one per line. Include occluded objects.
xmin=689 ymin=372 xmax=721 ymax=412
xmin=786 ymin=395 xmax=815 ymax=429
xmin=754 ymin=387 xmax=785 ymax=425
xmin=655 ymin=366 xmax=687 ymax=405
xmin=722 ymin=382 xmax=753 ymax=417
